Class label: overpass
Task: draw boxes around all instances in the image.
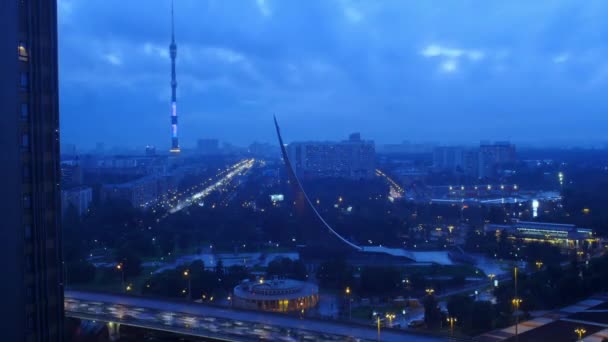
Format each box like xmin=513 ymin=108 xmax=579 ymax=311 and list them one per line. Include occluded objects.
xmin=65 ymin=290 xmax=447 ymax=341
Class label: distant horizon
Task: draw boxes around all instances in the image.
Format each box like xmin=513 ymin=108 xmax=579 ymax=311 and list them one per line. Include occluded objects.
xmin=61 ymin=137 xmax=608 ymax=155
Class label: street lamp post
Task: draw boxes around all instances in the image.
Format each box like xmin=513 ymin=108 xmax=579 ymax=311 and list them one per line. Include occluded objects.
xmin=575 ymin=328 xmax=586 ymax=341
xmin=345 ymin=287 xmax=351 ymax=320
xmin=116 ymin=263 xmax=125 ymax=292
xmin=512 ymin=298 xmax=522 ymax=341
xmin=376 ymin=315 xmax=381 ymax=341
xmin=513 ymin=266 xmax=521 ymax=342
xmin=385 ymin=313 xmax=395 ymax=327
xmin=535 ymin=261 xmax=543 ymax=270
xmin=447 ymin=316 xmax=457 ymax=336
xmin=183 ymin=269 xmax=191 ymax=300
xmin=425 ymin=288 xmax=435 ymax=296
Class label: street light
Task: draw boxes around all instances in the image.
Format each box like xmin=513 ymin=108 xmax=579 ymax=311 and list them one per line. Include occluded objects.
xmin=512 ymin=297 xmax=523 ymax=341
xmin=425 ymin=288 xmax=435 ymax=296
xmin=535 ymin=261 xmax=543 ymax=270
xmin=385 ymin=313 xmax=396 ymax=327
xmin=376 ymin=314 xmax=381 ymax=341
xmin=183 ymin=269 xmax=191 ymax=300
xmin=345 ymin=287 xmax=352 ymax=320
xmin=575 ymin=328 xmax=586 ymax=341
xmin=446 ymin=316 xmax=457 ymax=335
xmin=116 ymin=263 xmax=125 ymax=292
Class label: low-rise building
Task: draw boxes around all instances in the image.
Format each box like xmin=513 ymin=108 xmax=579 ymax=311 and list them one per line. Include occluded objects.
xmin=100 ymin=174 xmax=176 ymax=208
xmin=233 ymin=278 xmax=319 ymax=312
xmin=485 ymin=220 xmax=597 ymax=249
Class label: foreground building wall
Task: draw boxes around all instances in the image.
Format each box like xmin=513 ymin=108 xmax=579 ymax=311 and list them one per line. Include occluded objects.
xmin=0 ymin=0 xmax=64 ymax=340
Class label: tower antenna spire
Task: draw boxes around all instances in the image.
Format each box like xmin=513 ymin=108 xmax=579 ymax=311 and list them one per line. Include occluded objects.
xmin=171 ymin=0 xmax=175 ymax=43
xmin=169 ymin=0 xmax=180 ymax=153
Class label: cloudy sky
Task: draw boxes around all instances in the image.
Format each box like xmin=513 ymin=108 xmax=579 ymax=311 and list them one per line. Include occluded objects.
xmin=58 ymin=0 xmax=608 ymax=150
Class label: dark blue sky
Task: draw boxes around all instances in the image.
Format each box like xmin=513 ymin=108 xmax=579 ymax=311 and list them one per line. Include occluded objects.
xmin=58 ymin=0 xmax=608 ymax=150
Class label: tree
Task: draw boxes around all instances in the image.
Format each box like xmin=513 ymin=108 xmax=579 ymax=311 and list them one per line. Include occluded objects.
xmin=266 ymin=257 xmax=307 ymax=280
xmin=215 ymin=259 xmax=225 ymax=279
xmin=359 ymin=267 xmax=401 ymax=295
xmin=447 ymin=295 xmax=474 ymax=330
xmin=66 ymin=260 xmax=96 ymax=284
xmin=116 ymin=247 xmax=142 ymax=278
xmin=471 ymin=301 xmax=494 ymax=331
xmin=423 ymin=295 xmax=442 ymax=329
xmin=316 ymin=258 xmax=354 ymax=290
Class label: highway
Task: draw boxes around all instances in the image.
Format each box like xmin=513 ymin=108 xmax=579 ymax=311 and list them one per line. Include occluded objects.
xmin=168 ymin=159 xmax=254 ymax=214
xmin=65 ymin=290 xmax=446 ymax=341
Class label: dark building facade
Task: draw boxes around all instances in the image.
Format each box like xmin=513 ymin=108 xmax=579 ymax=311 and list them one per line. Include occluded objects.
xmin=0 ymin=1 xmax=64 ymax=341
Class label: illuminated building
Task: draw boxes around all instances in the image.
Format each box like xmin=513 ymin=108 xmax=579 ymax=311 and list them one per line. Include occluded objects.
xmin=485 ymin=220 xmax=597 ymax=249
xmin=169 ymin=0 xmax=180 ymax=153
xmin=286 ymin=133 xmax=375 ymax=179
xmin=233 ymin=278 xmax=319 ymax=312
xmin=0 ymin=0 xmax=64 ymax=340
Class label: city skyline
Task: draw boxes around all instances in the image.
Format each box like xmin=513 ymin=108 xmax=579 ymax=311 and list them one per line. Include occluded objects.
xmin=58 ymin=0 xmax=608 ymax=148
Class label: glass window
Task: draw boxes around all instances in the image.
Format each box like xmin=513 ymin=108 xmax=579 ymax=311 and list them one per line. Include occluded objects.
xmin=23 ymin=194 xmax=31 ymax=209
xmin=22 ymin=133 xmax=29 ymax=148
xmin=18 ymin=42 xmax=28 ymax=62
xmin=21 ymin=103 xmax=28 ymax=119
xmin=20 ymin=73 xmax=28 ymax=89
xmin=25 ymin=225 xmax=32 ymax=239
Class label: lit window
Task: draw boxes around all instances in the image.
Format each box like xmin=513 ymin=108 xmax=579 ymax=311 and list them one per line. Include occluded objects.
xmin=18 ymin=42 xmax=28 ymax=62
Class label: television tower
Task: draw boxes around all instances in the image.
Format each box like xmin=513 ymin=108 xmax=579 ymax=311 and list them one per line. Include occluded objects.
xmin=169 ymin=0 xmax=180 ymax=153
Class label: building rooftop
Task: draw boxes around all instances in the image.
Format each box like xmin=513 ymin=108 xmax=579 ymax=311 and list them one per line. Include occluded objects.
xmin=233 ymin=279 xmax=318 ymax=301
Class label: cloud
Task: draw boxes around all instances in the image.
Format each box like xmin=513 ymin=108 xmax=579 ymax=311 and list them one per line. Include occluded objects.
xmin=103 ymin=52 xmax=122 ymax=66
xmin=143 ymin=43 xmax=169 ymax=60
xmin=256 ymin=0 xmax=272 ymax=17
xmin=421 ymin=44 xmax=485 ymax=73
xmin=421 ymin=44 xmax=484 ymax=61
xmin=57 ymin=0 xmax=608 ymax=147
xmin=553 ymin=53 xmax=569 ymax=64
xmin=344 ymin=6 xmax=363 ymax=23
xmin=203 ymin=47 xmax=246 ymax=63
xmin=440 ymin=60 xmax=458 ymax=73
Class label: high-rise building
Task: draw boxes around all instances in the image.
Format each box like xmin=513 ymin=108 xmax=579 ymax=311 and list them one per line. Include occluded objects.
xmin=145 ymin=145 xmax=157 ymax=156
xmin=433 ymin=146 xmax=478 ymax=177
xmin=169 ymin=0 xmax=180 ymax=153
xmin=286 ymin=133 xmax=376 ymax=179
xmin=61 ymin=187 xmax=93 ymax=217
xmin=478 ymin=141 xmax=516 ymax=179
xmin=0 ymin=1 xmax=64 ymax=340
xmin=433 ymin=146 xmax=465 ymax=171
